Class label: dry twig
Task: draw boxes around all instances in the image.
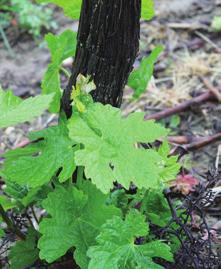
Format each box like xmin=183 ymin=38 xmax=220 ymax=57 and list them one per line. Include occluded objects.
xmin=170 ymin=133 xmax=221 ymax=156
xmin=200 ymin=76 xmax=221 ymax=102
xmin=145 ymin=88 xmax=221 ymax=121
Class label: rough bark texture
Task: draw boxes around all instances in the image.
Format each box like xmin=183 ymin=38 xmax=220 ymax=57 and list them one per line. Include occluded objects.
xmin=62 ymin=0 xmax=141 ymax=117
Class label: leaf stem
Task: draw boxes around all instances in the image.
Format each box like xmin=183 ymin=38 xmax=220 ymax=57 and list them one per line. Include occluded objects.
xmin=60 ymin=66 xmax=71 ymax=78
xmin=0 ymin=204 xmax=26 ymax=240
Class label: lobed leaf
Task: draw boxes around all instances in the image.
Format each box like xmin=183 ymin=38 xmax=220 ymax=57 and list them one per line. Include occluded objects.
xmin=0 ymin=88 xmax=53 ymax=128
xmin=87 ymin=210 xmax=173 ymax=269
xmin=38 ymin=185 xmax=87 ymax=263
xmin=9 ymin=229 xmax=39 ymax=269
xmin=68 ymin=103 xmax=175 ymax=193
xmin=38 ymin=181 xmax=121 ymax=268
xmin=2 ymin=123 xmax=76 ymax=188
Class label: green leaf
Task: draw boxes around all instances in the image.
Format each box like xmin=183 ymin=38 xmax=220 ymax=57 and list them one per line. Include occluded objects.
xmin=107 ymin=189 xmax=129 ymax=214
xmin=37 ymin=0 xmax=82 ymax=19
xmin=41 ymin=63 xmax=61 ymax=113
xmin=38 ymin=185 xmax=87 ymax=263
xmin=21 ymin=185 xmax=52 ymax=207
xmin=158 ymin=141 xmax=181 ymax=181
xmin=0 ymin=88 xmax=53 ymax=128
xmin=11 ymin=0 xmax=56 ymax=38
xmin=2 ymin=123 xmax=76 ymax=188
xmin=9 ymin=229 xmax=39 ymax=269
xmin=128 ymin=46 xmax=163 ymax=99
xmin=68 ymin=102 xmax=172 ymax=193
xmin=74 ymin=180 xmax=121 ymax=268
xmin=0 ymin=195 xmax=16 ymax=210
xmin=45 ymin=30 xmax=77 ymax=64
xmin=141 ymin=0 xmax=155 ymax=20
xmin=4 ymin=181 xmax=28 ymax=200
xmin=87 ymin=210 xmax=173 ymax=269
xmin=38 ymin=181 xmax=120 ymax=268
xmin=169 ymin=115 xmax=181 ymax=129
xmin=71 ymin=74 xmax=95 ymax=113
xmin=2 ymin=180 xmax=51 ymax=208
xmin=141 ymin=190 xmax=171 ymax=227
xmin=42 ymin=30 xmax=77 ymax=112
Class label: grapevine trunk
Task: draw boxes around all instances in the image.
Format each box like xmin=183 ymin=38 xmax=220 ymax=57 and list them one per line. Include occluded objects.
xmin=62 ymin=0 xmax=141 ymax=117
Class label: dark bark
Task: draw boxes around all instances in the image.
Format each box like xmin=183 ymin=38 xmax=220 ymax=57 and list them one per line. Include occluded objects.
xmin=62 ymin=0 xmax=141 ymax=117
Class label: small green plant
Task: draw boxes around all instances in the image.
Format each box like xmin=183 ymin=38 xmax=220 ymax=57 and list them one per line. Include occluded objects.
xmin=0 ymin=1 xmax=183 ymax=269
xmin=0 ymin=0 xmax=56 ymax=38
xmin=0 ymin=0 xmax=16 ymax=28
xmin=0 ymin=80 xmax=180 ymax=268
xmin=128 ymin=45 xmax=163 ymax=99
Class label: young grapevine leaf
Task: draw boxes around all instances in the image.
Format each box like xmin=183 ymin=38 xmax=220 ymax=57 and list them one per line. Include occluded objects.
xmin=68 ymin=103 xmax=176 ymax=194
xmin=73 ymin=180 xmax=121 ymax=268
xmin=38 ymin=181 xmax=121 ymax=267
xmin=0 ymin=88 xmax=53 ymax=128
xmin=42 ymin=30 xmax=77 ymax=112
xmin=9 ymin=229 xmax=39 ymax=269
xmin=128 ymin=46 xmax=163 ymax=99
xmin=2 ymin=124 xmax=76 ymax=188
xmin=38 ymin=185 xmax=87 ymax=263
xmin=71 ymin=74 xmax=95 ymax=112
xmin=87 ymin=210 xmax=173 ymax=269
xmin=141 ymin=190 xmax=171 ymax=227
xmin=45 ymin=30 xmax=77 ymax=64
xmin=37 ymin=0 xmax=82 ymax=19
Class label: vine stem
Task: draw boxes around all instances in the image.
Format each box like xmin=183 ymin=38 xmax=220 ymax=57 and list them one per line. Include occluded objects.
xmin=0 ymin=204 xmax=26 ymax=240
